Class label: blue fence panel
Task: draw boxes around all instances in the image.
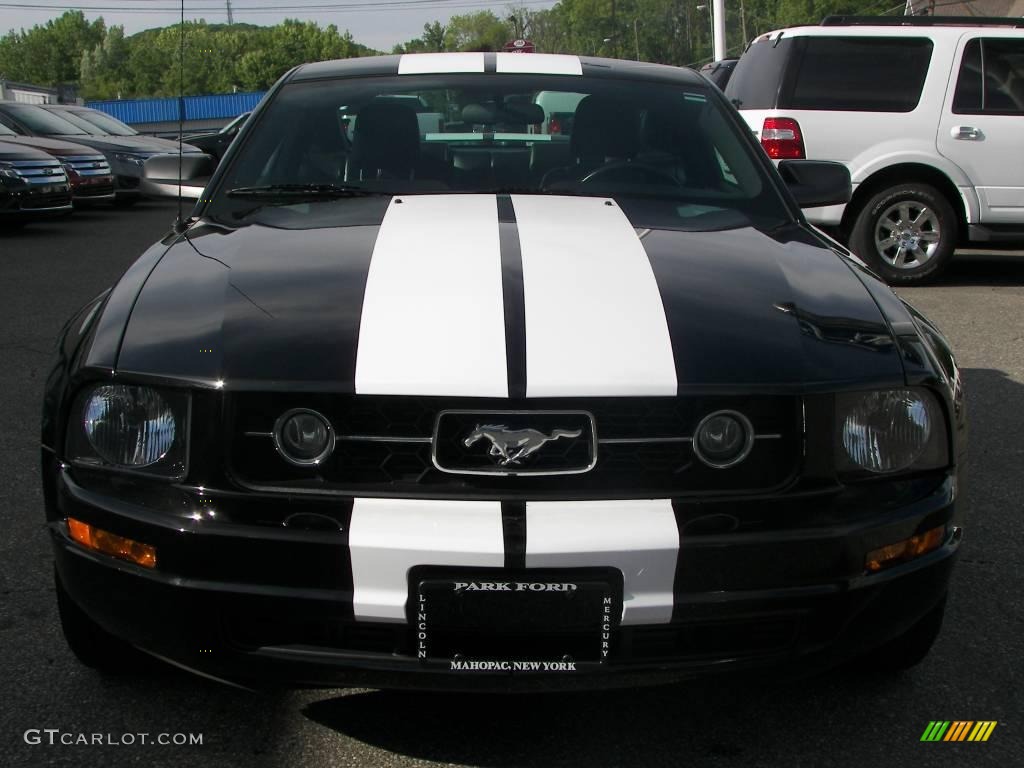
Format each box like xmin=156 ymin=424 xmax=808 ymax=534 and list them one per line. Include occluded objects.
xmin=86 ymin=91 xmax=265 ymax=124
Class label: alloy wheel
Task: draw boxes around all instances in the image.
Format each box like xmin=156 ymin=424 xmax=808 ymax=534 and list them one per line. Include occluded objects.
xmin=873 ymin=201 xmax=941 ymax=269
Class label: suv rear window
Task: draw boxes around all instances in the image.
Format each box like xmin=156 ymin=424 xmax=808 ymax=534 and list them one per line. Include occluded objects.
xmin=725 ymin=38 xmax=794 ymax=109
xmin=785 ymin=37 xmax=933 ymax=112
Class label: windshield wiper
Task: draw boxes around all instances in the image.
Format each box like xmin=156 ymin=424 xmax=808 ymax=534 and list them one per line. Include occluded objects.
xmin=225 ymin=183 xmax=393 ymax=221
xmin=226 ymin=183 xmax=389 ymax=199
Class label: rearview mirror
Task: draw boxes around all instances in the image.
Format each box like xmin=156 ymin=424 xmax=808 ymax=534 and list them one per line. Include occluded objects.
xmin=141 ymin=154 xmax=215 ymax=199
xmin=777 ymin=160 xmax=851 ymax=209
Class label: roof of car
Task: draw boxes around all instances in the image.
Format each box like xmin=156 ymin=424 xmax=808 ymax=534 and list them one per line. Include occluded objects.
xmin=755 ymin=19 xmax=1023 ymax=42
xmin=289 ymin=53 xmax=704 ymax=86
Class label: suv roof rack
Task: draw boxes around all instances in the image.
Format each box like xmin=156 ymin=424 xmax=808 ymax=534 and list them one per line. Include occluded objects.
xmin=821 ymin=15 xmax=1024 ymax=28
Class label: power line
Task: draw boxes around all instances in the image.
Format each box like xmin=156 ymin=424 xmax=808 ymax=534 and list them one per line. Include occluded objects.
xmin=0 ymin=0 xmax=558 ymax=15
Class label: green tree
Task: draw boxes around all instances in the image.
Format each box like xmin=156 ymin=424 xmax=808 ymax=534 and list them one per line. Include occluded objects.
xmin=0 ymin=10 xmax=104 ymax=87
xmin=444 ymin=11 xmax=512 ymax=51
xmin=80 ymin=25 xmax=131 ymax=100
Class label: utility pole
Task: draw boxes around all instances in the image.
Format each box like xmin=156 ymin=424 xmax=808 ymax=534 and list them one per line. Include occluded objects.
xmin=226 ymin=0 xmax=234 ymax=24
xmin=633 ymin=18 xmax=640 ymax=61
xmin=610 ymin=0 xmax=618 ymax=58
xmin=712 ymin=0 xmax=726 ymax=61
xmin=740 ymin=0 xmax=747 ymax=43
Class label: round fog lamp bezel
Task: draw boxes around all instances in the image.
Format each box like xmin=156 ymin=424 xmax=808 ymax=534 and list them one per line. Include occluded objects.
xmin=692 ymin=410 xmax=755 ymax=469
xmin=272 ymin=408 xmax=335 ymax=467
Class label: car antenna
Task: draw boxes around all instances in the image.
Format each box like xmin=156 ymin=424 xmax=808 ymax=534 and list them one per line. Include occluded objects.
xmin=174 ymin=0 xmax=186 ymax=234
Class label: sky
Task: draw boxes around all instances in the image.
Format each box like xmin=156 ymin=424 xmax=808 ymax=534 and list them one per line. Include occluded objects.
xmin=0 ymin=0 xmax=558 ymax=52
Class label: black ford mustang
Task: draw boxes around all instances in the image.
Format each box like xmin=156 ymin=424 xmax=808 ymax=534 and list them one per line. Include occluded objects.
xmin=42 ymin=53 xmax=966 ymax=690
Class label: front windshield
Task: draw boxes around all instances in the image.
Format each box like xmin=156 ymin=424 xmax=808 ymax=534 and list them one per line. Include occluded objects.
xmin=48 ymin=109 xmax=107 ymax=135
xmin=9 ymin=105 xmax=89 ymax=135
xmin=207 ymin=74 xmax=789 ymax=231
xmin=75 ymin=109 xmax=138 ymax=136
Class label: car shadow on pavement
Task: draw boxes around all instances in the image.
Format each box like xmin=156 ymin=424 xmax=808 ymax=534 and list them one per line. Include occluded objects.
xmin=1 ymin=200 xmax=178 ymax=240
xmin=300 ymin=666 xmax=907 ymax=766
xmin=938 ymin=251 xmax=1024 ymax=286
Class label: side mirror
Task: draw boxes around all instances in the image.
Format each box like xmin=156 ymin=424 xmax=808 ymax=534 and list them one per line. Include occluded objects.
xmin=141 ymin=153 xmax=215 ymax=199
xmin=777 ymin=160 xmax=851 ymax=209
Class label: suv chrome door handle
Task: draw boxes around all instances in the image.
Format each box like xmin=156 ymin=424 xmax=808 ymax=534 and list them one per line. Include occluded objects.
xmin=952 ymin=125 xmax=983 ymax=140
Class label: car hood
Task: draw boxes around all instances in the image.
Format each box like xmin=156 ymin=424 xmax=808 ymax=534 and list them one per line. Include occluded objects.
xmin=97 ymin=135 xmax=203 ymax=154
xmin=110 ymin=195 xmax=905 ymax=394
xmin=0 ymin=135 xmax=100 ymax=157
xmin=0 ymin=140 xmax=50 ymax=160
xmin=46 ymin=134 xmax=155 ymax=153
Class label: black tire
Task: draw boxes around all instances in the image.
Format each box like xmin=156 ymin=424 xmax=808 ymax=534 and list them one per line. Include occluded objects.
xmin=857 ymin=595 xmax=947 ymax=673
xmin=848 ymin=182 xmax=958 ymax=285
xmin=54 ymin=568 xmax=152 ymax=674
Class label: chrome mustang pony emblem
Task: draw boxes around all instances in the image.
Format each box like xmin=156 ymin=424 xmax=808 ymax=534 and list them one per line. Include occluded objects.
xmin=463 ymin=424 xmax=583 ymax=466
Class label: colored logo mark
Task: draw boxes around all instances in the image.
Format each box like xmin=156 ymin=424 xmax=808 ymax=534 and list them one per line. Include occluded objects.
xmin=921 ymin=721 xmax=997 ymax=742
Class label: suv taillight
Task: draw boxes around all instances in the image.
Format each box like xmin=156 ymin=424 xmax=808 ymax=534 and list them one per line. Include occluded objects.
xmin=761 ymin=117 xmax=805 ymax=160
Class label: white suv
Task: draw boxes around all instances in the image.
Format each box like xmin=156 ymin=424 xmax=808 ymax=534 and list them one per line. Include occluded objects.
xmin=726 ymin=15 xmax=1024 ymax=283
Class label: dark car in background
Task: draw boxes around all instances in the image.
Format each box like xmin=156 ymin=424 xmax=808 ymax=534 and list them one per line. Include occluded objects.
xmin=699 ymin=58 xmax=739 ymax=89
xmin=0 ymin=102 xmax=198 ymax=205
xmin=45 ymin=105 xmax=140 ymax=138
xmin=0 ymin=121 xmax=114 ymax=206
xmin=0 ymin=140 xmax=72 ymax=226
xmin=40 ymin=104 xmax=201 ymax=157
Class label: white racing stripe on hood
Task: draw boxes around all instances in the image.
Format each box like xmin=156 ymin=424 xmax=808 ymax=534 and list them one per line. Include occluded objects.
xmin=512 ymin=195 xmax=678 ymax=397
xmin=355 ymin=195 xmax=508 ymax=397
xmin=398 ymin=52 xmax=485 ymax=74
xmin=525 ymin=500 xmax=679 ymax=625
xmin=349 ymin=498 xmax=504 ymax=622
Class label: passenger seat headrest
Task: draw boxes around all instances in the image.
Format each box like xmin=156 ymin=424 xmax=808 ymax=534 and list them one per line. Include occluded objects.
xmin=352 ymin=101 xmax=420 ymax=177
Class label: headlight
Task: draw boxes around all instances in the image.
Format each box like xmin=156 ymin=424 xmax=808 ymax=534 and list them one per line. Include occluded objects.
xmin=836 ymin=388 xmax=948 ymax=475
xmin=0 ymin=162 xmax=20 ymax=180
xmin=114 ymin=152 xmax=146 ymax=166
xmin=68 ymin=384 xmax=189 ymax=478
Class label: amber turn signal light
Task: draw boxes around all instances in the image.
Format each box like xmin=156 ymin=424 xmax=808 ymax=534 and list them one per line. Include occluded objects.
xmin=67 ymin=518 xmax=157 ymax=569
xmin=865 ymin=525 xmax=945 ymax=573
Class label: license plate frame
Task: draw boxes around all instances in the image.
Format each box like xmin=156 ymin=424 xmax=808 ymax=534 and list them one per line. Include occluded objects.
xmin=409 ymin=566 xmax=622 ymax=673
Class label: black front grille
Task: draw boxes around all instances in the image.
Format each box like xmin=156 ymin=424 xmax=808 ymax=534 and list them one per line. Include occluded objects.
xmin=228 ymin=395 xmax=802 ymax=498
xmin=19 ymin=189 xmax=72 ymax=209
xmin=73 ymin=182 xmax=114 ymax=198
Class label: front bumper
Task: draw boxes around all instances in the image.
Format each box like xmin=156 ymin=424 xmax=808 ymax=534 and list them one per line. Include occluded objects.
xmin=47 ymin=462 xmax=961 ymax=691
xmin=70 ymin=176 xmax=116 ymax=204
xmin=113 ymin=174 xmax=143 ymax=199
xmin=0 ymin=184 xmax=72 ymax=218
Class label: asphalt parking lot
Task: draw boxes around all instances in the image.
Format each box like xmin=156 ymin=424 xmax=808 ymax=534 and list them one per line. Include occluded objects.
xmin=1 ymin=201 xmax=1021 ymax=768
